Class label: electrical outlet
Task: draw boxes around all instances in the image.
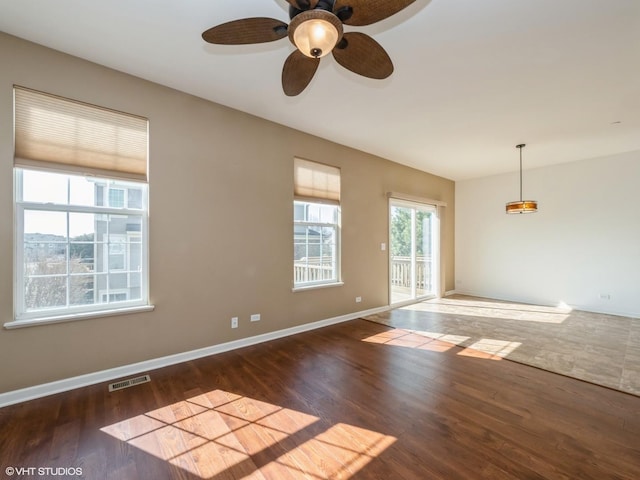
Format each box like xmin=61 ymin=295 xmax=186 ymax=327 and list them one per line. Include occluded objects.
xmin=380 ymin=243 xmax=386 ymax=251
xmin=355 ymin=296 xmax=362 ymax=303
xmin=599 ymin=294 xmax=611 ymax=300
xmin=250 ymin=313 xmax=260 ymax=322
xmin=231 ymin=317 xmax=238 ymax=329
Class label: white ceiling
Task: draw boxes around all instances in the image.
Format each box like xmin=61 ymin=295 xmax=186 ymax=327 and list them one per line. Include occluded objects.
xmin=1 ymin=0 xmax=639 ymax=180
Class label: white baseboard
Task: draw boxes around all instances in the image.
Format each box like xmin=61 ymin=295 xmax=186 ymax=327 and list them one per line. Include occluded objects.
xmin=0 ymin=305 xmax=392 ymax=408
xmin=444 ymin=290 xmax=458 ymax=297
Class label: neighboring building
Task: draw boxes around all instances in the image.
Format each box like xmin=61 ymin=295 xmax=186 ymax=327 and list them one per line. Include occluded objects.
xmin=93 ymin=181 xmax=144 ymax=304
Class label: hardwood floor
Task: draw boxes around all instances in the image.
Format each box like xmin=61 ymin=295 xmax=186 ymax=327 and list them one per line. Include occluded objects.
xmin=1 ymin=319 xmax=639 ymax=479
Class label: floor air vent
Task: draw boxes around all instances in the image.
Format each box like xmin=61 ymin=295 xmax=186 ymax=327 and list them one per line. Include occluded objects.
xmin=108 ymin=374 xmax=151 ymax=392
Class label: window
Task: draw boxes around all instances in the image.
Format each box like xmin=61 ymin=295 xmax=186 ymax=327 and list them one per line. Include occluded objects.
xmin=101 ymin=292 xmax=128 ymax=303
xmin=12 ymin=87 xmax=149 ymax=325
xmin=108 ymin=188 xmax=125 ymax=208
xmin=127 ymin=188 xmax=143 ymax=209
xmin=15 ymin=169 xmax=148 ymax=320
xmin=107 ymin=234 xmax=127 ymax=270
xmin=293 ymin=158 xmax=341 ymax=289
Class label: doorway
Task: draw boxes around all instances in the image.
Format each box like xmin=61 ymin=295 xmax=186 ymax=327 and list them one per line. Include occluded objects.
xmin=389 ymin=199 xmax=439 ymax=305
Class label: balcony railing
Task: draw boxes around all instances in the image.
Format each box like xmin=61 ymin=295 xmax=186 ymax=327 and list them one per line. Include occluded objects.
xmin=294 ymin=258 xmax=335 ymax=284
xmin=390 ymin=256 xmax=432 ymax=289
xmin=293 ymin=256 xmax=432 ymax=290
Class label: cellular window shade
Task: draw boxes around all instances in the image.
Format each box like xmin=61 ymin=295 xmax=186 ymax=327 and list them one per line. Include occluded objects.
xmin=294 ymin=158 xmax=340 ymax=204
xmin=14 ymin=86 xmax=148 ymax=181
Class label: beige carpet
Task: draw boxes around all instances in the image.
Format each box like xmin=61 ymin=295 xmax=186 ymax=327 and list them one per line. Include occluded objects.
xmin=363 ymin=295 xmax=640 ymax=396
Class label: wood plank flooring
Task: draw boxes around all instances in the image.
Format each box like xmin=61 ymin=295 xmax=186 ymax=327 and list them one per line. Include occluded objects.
xmin=1 ymin=319 xmax=639 ymax=479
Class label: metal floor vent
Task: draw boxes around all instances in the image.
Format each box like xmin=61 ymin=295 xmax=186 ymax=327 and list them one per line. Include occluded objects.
xmin=108 ymin=374 xmax=151 ymax=392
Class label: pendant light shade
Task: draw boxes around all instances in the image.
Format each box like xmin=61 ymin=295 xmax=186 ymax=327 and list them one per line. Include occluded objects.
xmin=506 ymin=144 xmax=538 ymax=214
xmin=506 ymin=200 xmax=538 ymax=214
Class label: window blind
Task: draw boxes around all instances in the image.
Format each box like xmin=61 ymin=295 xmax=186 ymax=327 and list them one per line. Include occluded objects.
xmin=294 ymin=157 xmax=340 ymax=204
xmin=14 ymin=86 xmax=148 ymax=181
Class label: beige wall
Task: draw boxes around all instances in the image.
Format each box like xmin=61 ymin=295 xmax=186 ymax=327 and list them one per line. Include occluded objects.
xmin=0 ymin=32 xmax=454 ymax=393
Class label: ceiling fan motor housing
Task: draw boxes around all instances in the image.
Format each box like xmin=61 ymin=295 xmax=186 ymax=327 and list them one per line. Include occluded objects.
xmin=289 ymin=0 xmax=336 ymax=18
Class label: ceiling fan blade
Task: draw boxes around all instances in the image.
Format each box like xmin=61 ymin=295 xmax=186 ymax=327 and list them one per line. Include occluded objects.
xmin=334 ymin=0 xmax=415 ymax=26
xmin=285 ymin=0 xmax=320 ymax=10
xmin=282 ymin=50 xmax=320 ymax=96
xmin=332 ymin=32 xmax=393 ymax=79
xmin=202 ymin=18 xmax=288 ymax=45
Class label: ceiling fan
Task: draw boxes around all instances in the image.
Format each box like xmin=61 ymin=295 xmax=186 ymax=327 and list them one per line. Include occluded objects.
xmin=202 ymin=0 xmax=417 ymax=96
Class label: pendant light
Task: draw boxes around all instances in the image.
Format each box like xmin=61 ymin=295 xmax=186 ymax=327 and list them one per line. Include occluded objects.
xmin=506 ymin=144 xmax=538 ymax=214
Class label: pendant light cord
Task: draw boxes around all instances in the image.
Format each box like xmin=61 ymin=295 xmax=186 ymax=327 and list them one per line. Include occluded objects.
xmin=519 ymin=146 xmax=523 ymax=202
xmin=517 ymin=144 xmax=525 ymax=202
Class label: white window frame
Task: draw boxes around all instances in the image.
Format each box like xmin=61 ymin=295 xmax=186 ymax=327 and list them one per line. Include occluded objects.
xmin=9 ymin=168 xmax=151 ymax=328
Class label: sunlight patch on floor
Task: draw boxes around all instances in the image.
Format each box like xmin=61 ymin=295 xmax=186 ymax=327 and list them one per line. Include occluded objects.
xmin=271 ymin=423 xmax=396 ymax=479
xmin=401 ymin=297 xmax=571 ymax=323
xmin=458 ymin=339 xmax=522 ymax=361
xmin=362 ymin=329 xmax=459 ymax=352
xmin=101 ymin=389 xmax=396 ymax=479
xmin=363 ymin=329 xmax=522 ymax=361
xmin=411 ymin=330 xmax=471 ymax=346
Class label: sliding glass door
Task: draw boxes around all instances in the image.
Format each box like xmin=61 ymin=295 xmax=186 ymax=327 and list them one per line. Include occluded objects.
xmin=389 ymin=200 xmax=438 ymax=305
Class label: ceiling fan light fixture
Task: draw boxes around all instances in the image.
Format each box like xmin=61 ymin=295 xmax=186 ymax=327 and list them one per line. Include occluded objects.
xmin=506 ymin=144 xmax=538 ymax=214
xmin=289 ymin=9 xmax=343 ymax=58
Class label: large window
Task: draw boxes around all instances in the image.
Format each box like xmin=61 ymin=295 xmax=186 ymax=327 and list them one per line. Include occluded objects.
xmin=15 ymin=170 xmax=148 ymax=319
xmin=293 ymin=158 xmax=341 ymax=289
xmin=12 ymin=86 xmax=149 ymax=325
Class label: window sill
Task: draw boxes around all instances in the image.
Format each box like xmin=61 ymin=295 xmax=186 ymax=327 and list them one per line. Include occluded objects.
xmin=4 ymin=305 xmax=155 ymax=330
xmin=292 ymin=282 xmax=344 ymax=293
